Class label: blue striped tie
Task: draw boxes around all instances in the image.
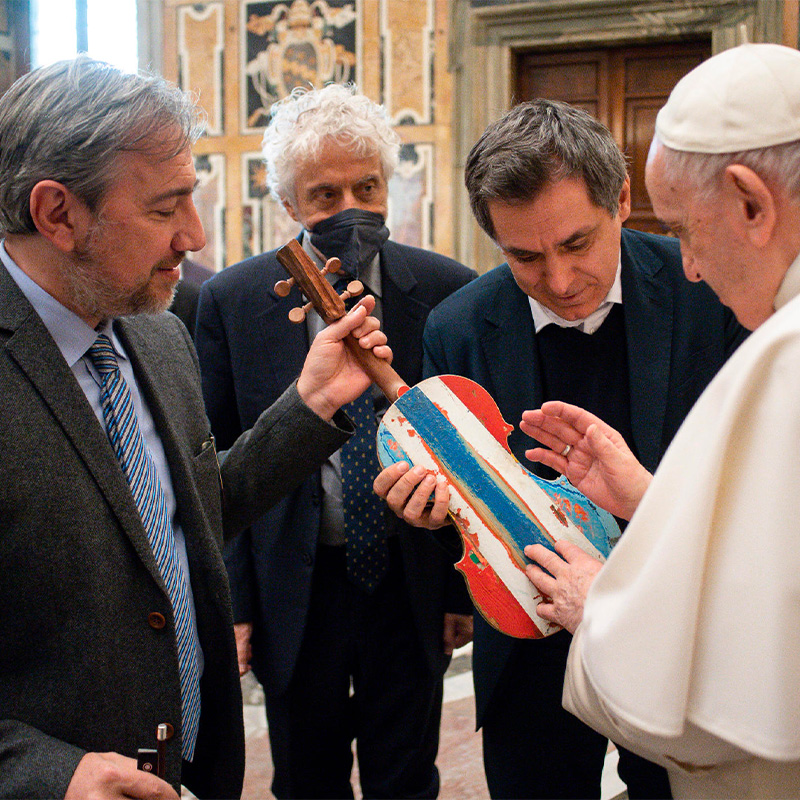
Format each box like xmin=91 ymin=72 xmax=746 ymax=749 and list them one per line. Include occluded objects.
xmin=87 ymin=334 xmax=201 ymax=761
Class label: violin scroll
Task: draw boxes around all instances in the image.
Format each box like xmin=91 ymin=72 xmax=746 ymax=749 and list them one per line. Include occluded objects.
xmin=275 ymin=244 xmax=366 ymax=323
xmin=275 ymin=238 xmax=408 ymax=401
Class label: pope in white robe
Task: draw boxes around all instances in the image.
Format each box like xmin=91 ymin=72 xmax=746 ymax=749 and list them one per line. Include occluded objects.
xmin=560 ymin=259 xmax=800 ymax=797
xmin=522 ymin=44 xmax=800 ymax=798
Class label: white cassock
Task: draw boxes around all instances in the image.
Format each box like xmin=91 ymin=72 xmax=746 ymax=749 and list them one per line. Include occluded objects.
xmin=564 ymin=254 xmax=800 ymax=798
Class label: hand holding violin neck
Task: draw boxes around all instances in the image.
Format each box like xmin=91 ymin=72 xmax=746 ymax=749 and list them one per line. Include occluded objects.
xmin=276 ymin=239 xmax=407 ymax=402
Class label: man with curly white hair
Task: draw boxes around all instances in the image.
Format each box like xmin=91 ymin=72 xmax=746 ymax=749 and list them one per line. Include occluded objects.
xmin=195 ymin=83 xmax=475 ymax=799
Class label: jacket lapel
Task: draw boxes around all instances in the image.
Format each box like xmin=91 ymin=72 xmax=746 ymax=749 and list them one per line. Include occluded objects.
xmin=115 ymin=318 xmax=223 ymax=579
xmin=258 ymin=287 xmax=309 ymax=381
xmin=621 ymin=230 xmax=673 ymax=472
xmin=262 ymin=238 xmax=312 ymax=382
xmin=250 ymin=250 xmax=309 ymax=397
xmin=479 ymin=268 xmax=542 ymax=461
xmin=0 ymin=265 xmax=165 ymax=586
xmin=380 ymin=245 xmax=427 ymax=385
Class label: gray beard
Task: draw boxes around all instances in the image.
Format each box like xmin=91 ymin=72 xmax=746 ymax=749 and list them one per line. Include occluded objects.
xmin=65 ymin=220 xmax=177 ymax=322
xmin=64 ymin=257 xmax=176 ymax=321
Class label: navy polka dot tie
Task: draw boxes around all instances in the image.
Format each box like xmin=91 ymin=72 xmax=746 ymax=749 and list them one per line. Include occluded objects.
xmin=332 ymin=274 xmax=388 ymax=591
xmin=341 ymin=388 xmax=389 ymax=592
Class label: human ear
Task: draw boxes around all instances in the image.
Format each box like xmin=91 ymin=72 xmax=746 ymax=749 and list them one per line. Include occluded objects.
xmin=723 ymin=164 xmax=776 ymax=248
xmin=281 ymin=196 xmax=300 ymax=223
xmin=28 ymin=180 xmax=92 ymax=252
xmin=616 ymin=176 xmax=632 ymax=223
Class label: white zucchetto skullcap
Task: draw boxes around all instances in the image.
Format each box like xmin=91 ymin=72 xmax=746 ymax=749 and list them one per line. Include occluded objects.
xmin=655 ymin=43 xmax=800 ymax=153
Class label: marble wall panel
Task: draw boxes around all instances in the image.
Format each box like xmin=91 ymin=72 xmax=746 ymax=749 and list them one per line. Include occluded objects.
xmin=177 ymin=2 xmax=224 ymax=136
xmin=388 ymin=142 xmax=434 ymax=249
xmin=192 ymin=153 xmax=227 ymax=271
xmin=380 ymin=0 xmax=433 ymax=124
xmin=164 ymin=0 xmax=453 ymax=266
xmin=241 ymin=151 xmax=302 ymax=258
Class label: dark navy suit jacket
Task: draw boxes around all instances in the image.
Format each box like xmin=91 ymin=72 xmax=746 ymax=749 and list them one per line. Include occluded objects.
xmin=422 ymin=227 xmax=748 ymax=725
xmin=195 ymin=239 xmax=476 ymax=695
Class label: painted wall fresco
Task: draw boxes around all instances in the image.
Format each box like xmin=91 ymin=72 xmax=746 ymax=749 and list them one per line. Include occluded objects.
xmin=242 ymin=0 xmax=358 ymax=133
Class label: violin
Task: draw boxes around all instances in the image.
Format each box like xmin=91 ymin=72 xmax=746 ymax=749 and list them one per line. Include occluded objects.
xmin=276 ymin=239 xmax=619 ymax=638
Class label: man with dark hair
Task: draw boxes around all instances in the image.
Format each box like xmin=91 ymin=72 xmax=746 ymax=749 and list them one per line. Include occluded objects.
xmin=195 ymin=84 xmax=475 ymax=800
xmin=376 ymin=98 xmax=747 ymax=799
xmin=0 ymin=57 xmax=389 ymax=800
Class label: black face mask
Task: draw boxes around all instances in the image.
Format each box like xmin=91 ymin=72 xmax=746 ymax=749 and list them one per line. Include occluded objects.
xmin=309 ymin=208 xmax=390 ymax=279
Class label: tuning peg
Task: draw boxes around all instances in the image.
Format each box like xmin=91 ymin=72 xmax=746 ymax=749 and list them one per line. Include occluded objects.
xmin=340 ymin=280 xmax=364 ymax=301
xmin=274 ymin=277 xmax=295 ymax=297
xmin=288 ymin=301 xmax=313 ymax=323
xmin=323 ymin=257 xmax=342 ymax=275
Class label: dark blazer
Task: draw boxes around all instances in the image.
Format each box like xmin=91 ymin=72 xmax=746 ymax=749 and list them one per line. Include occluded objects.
xmin=169 ymin=260 xmax=216 ymax=337
xmin=169 ymin=278 xmax=201 ymax=336
xmin=195 ymin=240 xmax=476 ymax=694
xmin=0 ymin=261 xmax=350 ymax=799
xmin=422 ymin=227 xmax=748 ymax=724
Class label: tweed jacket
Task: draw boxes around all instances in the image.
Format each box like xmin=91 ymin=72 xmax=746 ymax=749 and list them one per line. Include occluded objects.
xmin=0 ymin=260 xmax=351 ymax=799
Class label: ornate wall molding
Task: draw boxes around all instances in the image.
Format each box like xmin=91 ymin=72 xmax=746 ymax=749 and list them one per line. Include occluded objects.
xmin=193 ymin=152 xmax=228 ymax=270
xmin=163 ymin=0 xmax=454 ymax=270
xmin=241 ymin=150 xmax=302 ymax=258
xmin=380 ymin=0 xmax=435 ymax=124
xmin=240 ymin=0 xmax=359 ymax=134
xmin=178 ymin=3 xmax=225 ymax=136
xmin=388 ymin=142 xmax=435 ymax=248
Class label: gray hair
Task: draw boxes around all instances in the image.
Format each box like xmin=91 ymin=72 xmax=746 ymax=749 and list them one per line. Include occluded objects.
xmin=652 ymin=134 xmax=800 ymax=203
xmin=465 ymin=99 xmax=628 ymax=240
xmin=262 ymin=83 xmax=400 ymax=203
xmin=0 ymin=55 xmax=205 ymax=234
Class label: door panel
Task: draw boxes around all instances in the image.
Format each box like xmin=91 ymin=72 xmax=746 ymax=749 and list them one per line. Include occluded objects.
xmin=626 ymin=100 xmax=662 ymax=229
xmin=516 ymin=41 xmax=710 ymax=233
xmin=516 ymin=50 xmax=609 ymax=126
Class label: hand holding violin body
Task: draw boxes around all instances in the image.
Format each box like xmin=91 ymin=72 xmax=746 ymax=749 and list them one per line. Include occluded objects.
xmin=373 ymin=461 xmax=450 ymax=530
xmin=524 ymin=540 xmax=604 ymax=634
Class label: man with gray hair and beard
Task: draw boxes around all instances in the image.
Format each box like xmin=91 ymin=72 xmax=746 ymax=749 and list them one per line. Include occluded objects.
xmin=375 ymin=98 xmax=746 ymax=799
xmin=195 ymin=84 xmax=475 ymax=799
xmin=0 ymin=57 xmax=391 ymax=800
xmin=521 ymin=42 xmax=800 ymax=799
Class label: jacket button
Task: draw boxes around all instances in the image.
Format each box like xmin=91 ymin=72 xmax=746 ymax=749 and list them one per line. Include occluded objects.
xmin=148 ymin=612 xmax=167 ymax=630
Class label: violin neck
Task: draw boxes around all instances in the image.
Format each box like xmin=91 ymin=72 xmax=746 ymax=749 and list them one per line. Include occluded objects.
xmin=343 ymin=336 xmax=406 ymax=402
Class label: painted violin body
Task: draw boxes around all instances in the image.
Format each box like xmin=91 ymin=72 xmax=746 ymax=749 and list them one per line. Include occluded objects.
xmin=377 ymin=375 xmax=619 ymax=638
xmin=275 ymin=239 xmax=619 ymax=638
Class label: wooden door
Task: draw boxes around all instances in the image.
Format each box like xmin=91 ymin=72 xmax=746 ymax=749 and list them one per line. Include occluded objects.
xmin=515 ymin=41 xmax=710 ymax=233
